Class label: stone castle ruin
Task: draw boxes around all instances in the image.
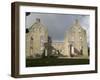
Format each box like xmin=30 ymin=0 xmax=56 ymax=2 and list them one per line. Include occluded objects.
xmin=26 ymin=18 xmax=89 ymax=59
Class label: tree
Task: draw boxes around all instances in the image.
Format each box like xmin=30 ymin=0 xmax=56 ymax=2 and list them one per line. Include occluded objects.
xmin=26 ymin=12 xmax=30 ymax=16
xmin=26 ymin=28 xmax=29 ymax=33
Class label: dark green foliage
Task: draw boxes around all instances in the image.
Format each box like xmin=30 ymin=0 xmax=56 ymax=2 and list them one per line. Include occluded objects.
xmin=26 ymin=12 xmax=30 ymax=16
xmin=26 ymin=58 xmax=89 ymax=67
xmin=26 ymin=28 xmax=29 ymax=33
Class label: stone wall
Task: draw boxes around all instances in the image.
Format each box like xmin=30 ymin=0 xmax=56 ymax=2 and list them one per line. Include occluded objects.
xmin=26 ymin=19 xmax=89 ymax=59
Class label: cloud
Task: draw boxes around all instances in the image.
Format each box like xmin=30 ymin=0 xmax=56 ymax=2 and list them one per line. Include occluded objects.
xmin=26 ymin=12 xmax=90 ymax=42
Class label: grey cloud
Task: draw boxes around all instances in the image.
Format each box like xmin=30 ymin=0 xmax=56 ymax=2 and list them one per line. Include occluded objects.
xmin=26 ymin=12 xmax=90 ymax=42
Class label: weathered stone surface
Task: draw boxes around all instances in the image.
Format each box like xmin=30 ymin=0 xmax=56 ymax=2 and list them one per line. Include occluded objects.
xmin=26 ymin=19 xmax=89 ymax=59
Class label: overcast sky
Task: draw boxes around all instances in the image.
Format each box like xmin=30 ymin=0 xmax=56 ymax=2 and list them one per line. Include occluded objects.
xmin=25 ymin=12 xmax=90 ymax=44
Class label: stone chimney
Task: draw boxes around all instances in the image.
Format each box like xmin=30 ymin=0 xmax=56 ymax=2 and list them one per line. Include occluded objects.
xmin=75 ymin=19 xmax=80 ymax=26
xmin=36 ymin=18 xmax=40 ymax=23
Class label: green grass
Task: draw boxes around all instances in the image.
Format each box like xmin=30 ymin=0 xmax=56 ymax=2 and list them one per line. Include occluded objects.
xmin=26 ymin=58 xmax=89 ymax=67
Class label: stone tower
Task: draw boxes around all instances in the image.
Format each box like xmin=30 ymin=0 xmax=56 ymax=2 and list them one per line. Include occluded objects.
xmin=26 ymin=18 xmax=48 ymax=58
xmin=65 ymin=19 xmax=88 ymax=58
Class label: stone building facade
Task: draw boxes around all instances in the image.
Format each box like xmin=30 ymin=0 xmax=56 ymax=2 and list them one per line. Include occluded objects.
xmin=26 ymin=18 xmax=48 ymax=58
xmin=52 ymin=42 xmax=65 ymax=56
xmin=64 ymin=20 xmax=88 ymax=58
xmin=26 ymin=18 xmax=89 ymax=59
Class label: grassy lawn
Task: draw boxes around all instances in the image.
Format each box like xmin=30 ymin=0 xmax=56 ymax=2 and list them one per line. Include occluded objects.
xmin=26 ymin=57 xmax=89 ymax=67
